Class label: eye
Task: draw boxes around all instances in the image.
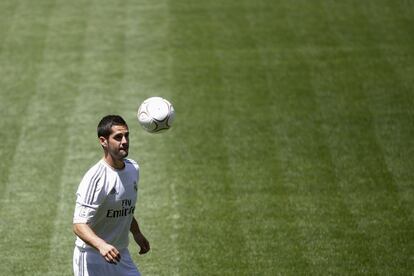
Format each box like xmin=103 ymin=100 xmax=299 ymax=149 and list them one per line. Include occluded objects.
xmin=113 ymin=134 xmax=123 ymax=141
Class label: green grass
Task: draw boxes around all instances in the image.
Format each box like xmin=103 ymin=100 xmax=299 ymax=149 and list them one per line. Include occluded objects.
xmin=0 ymin=0 xmax=413 ymax=275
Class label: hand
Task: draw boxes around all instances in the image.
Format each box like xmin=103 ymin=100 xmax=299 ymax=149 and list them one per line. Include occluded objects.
xmin=98 ymin=243 xmax=121 ymax=264
xmin=133 ymin=233 xmax=150 ymax=255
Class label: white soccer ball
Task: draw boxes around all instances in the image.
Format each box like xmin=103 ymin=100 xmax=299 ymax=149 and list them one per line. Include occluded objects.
xmin=137 ymin=97 xmax=175 ymax=133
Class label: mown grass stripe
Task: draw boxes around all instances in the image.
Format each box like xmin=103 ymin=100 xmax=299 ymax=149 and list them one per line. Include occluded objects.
xmin=245 ymin=2 xmax=360 ymax=273
xmin=119 ymin=1 xmax=180 ymax=275
xmin=0 ymin=0 xmax=45 ymax=202
xmin=47 ymin=0 xmax=138 ymax=273
xmin=279 ymin=1 xmax=380 ymax=273
xmin=355 ymin=2 xmax=413 ymax=272
xmin=208 ymin=5 xmax=258 ymax=275
xmin=0 ymin=1 xmax=58 ymax=211
xmin=240 ymin=2 xmax=318 ymax=274
xmin=358 ymin=0 xmax=414 ymax=213
xmin=312 ymin=1 xmax=413 ymax=273
xmin=43 ymin=2 xmax=93 ymax=275
xmin=60 ymin=0 xmax=132 ymax=260
xmin=0 ymin=0 xmax=19 ymax=53
xmin=0 ymin=1 xmax=83 ymax=275
xmin=207 ymin=2 xmax=315 ymax=274
xmin=119 ymin=2 xmax=187 ymax=274
xmin=165 ymin=2 xmax=254 ymax=274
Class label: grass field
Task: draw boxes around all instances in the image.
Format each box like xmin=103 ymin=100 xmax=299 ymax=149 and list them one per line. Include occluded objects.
xmin=0 ymin=0 xmax=413 ymax=275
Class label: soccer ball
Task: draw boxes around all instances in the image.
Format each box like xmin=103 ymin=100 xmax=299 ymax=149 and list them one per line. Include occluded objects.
xmin=137 ymin=97 xmax=175 ymax=133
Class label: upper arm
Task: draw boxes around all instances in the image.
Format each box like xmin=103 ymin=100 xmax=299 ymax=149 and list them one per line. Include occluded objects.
xmin=73 ymin=165 xmax=108 ymax=224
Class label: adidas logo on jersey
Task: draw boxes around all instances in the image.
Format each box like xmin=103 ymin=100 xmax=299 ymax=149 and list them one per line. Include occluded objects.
xmin=110 ymin=187 xmax=118 ymax=195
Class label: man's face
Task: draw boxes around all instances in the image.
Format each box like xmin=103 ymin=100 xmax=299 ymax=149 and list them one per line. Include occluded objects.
xmin=101 ymin=125 xmax=129 ymax=160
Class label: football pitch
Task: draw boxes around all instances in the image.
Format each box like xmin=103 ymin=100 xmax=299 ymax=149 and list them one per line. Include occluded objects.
xmin=0 ymin=0 xmax=413 ymax=275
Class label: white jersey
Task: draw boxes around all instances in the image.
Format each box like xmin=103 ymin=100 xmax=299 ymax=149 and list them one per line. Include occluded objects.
xmin=73 ymin=158 xmax=139 ymax=250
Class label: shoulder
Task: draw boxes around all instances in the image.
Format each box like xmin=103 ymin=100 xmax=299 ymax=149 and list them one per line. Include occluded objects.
xmin=77 ymin=160 xmax=108 ymax=197
xmin=124 ymin=158 xmax=139 ymax=171
xmin=78 ymin=160 xmax=108 ymax=191
xmin=83 ymin=160 xmax=107 ymax=180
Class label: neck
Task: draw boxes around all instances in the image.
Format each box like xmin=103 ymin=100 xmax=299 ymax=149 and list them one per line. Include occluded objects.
xmin=103 ymin=154 xmax=125 ymax=170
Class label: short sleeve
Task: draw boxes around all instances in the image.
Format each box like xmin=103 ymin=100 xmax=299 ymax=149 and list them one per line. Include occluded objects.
xmin=126 ymin=158 xmax=139 ymax=171
xmin=73 ymin=164 xmax=108 ymax=223
xmin=126 ymin=159 xmax=139 ymax=181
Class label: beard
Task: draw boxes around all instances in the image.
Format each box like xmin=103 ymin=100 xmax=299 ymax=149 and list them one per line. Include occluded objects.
xmin=108 ymin=146 xmax=128 ymax=160
xmin=119 ymin=148 xmax=129 ymax=158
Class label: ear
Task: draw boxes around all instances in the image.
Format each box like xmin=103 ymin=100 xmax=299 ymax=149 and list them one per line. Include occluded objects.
xmin=99 ymin=136 xmax=108 ymax=148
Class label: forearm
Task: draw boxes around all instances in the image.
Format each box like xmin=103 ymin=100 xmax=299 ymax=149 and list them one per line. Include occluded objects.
xmin=130 ymin=216 xmax=150 ymax=254
xmin=130 ymin=216 xmax=142 ymax=236
xmin=73 ymin=223 xmax=121 ymax=263
xmin=73 ymin=223 xmax=107 ymax=250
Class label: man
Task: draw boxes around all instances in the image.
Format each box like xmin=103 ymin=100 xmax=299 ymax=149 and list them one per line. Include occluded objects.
xmin=73 ymin=115 xmax=150 ymax=276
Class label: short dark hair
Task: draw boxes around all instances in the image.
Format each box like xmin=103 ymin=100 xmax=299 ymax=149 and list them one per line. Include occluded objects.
xmin=97 ymin=115 xmax=128 ymax=138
